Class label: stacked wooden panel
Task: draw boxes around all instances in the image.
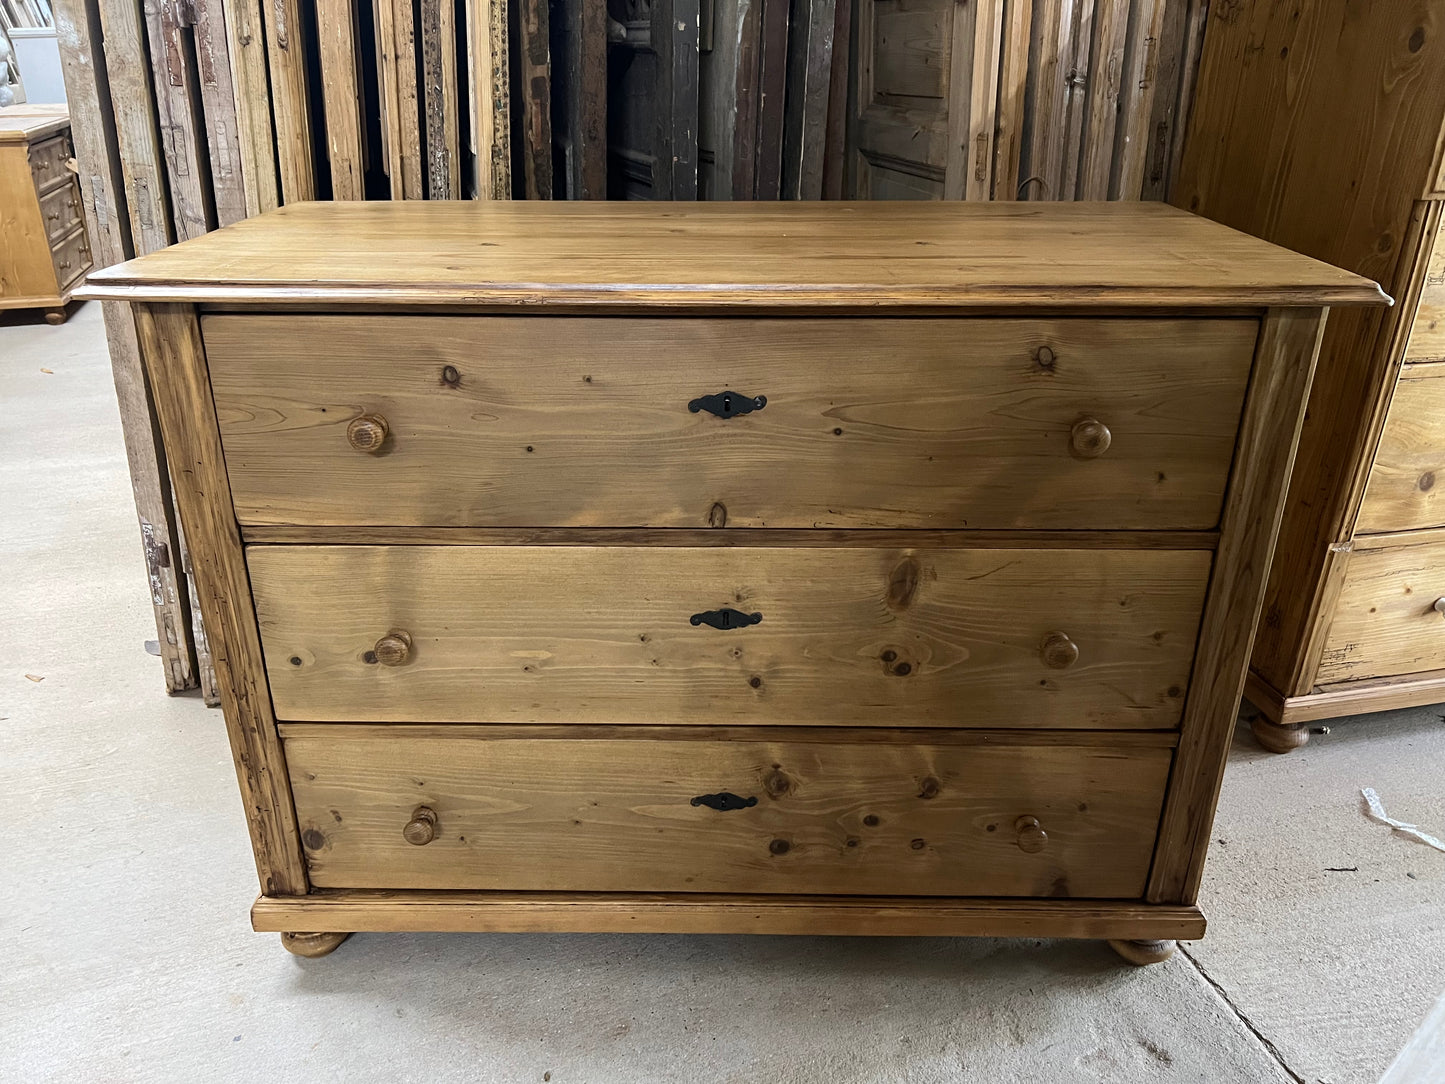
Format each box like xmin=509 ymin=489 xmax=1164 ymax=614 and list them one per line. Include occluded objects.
xmin=849 ymin=0 xmax=1207 ymax=200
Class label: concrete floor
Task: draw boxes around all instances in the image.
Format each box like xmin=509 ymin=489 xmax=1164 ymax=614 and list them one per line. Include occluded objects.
xmin=3 ymin=301 xmax=1443 ymax=1083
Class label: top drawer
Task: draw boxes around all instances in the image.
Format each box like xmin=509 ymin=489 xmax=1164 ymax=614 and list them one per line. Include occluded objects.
xmin=204 ymin=315 xmax=1257 ymax=530
xmin=28 ymin=133 xmax=73 ymax=194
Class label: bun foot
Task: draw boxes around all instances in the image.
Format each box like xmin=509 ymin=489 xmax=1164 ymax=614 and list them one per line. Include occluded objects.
xmin=44 ymin=309 xmax=67 ymax=326
xmin=1108 ymin=938 xmax=1177 ymax=966
xmin=1250 ymin=714 xmax=1309 ymax=754
xmin=280 ymin=931 xmax=351 ymax=958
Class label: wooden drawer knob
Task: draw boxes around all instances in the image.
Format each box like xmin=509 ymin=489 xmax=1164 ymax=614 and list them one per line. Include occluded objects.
xmin=1015 ymin=815 xmax=1048 ymax=853
xmin=347 ymin=413 xmax=389 ymax=453
xmin=373 ymin=629 xmax=413 ymax=666
xmin=403 ymin=805 xmax=437 ymax=846
xmin=1070 ymin=417 xmax=1112 ymax=458
xmin=1434 ymin=597 xmax=1445 ymax=616
xmin=1040 ymin=631 xmax=1079 ymax=669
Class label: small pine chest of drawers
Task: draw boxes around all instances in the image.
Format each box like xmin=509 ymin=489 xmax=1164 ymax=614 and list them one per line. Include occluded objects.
xmin=0 ymin=107 xmax=92 ymax=324
xmin=81 ymin=202 xmax=1382 ymax=962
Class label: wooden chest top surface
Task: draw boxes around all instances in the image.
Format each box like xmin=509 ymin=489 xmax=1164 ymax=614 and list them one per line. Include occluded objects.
xmin=81 ymin=201 xmax=1387 ymax=309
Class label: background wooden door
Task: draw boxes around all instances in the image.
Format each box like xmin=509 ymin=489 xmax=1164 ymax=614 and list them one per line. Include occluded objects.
xmin=606 ymin=0 xmax=699 ymax=199
xmin=850 ymin=0 xmax=999 ymax=199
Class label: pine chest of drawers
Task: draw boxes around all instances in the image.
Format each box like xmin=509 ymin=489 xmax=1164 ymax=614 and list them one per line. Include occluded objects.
xmin=81 ymin=201 xmax=1383 ymax=962
xmin=0 ymin=107 xmax=93 ymax=324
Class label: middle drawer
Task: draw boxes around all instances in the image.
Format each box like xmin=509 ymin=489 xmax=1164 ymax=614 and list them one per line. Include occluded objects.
xmin=251 ymin=545 xmax=1210 ymax=728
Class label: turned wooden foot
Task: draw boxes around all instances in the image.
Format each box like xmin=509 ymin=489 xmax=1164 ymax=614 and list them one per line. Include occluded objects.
xmin=280 ymin=931 xmax=351 ymax=958
xmin=44 ymin=308 xmax=67 ymax=326
xmin=1250 ymin=714 xmax=1309 ymax=754
xmin=1108 ymin=938 xmax=1177 ymax=966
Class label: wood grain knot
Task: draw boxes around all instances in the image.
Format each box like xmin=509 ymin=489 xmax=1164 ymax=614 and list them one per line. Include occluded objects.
xmin=440 ymin=364 xmax=461 ymax=387
xmin=403 ymin=805 xmax=438 ymax=846
xmin=763 ymin=769 xmax=793 ymax=798
xmin=1069 ymin=417 xmax=1112 ymax=458
xmin=1420 ymin=471 xmax=1436 ymax=492
xmin=769 ymin=838 xmax=791 ymax=856
xmin=1033 ymin=345 xmax=1057 ymax=372
xmin=917 ymin=776 xmax=941 ymax=800
xmin=373 ymin=629 xmax=413 ymax=666
xmin=879 ymin=647 xmax=914 ymax=677
xmin=1015 ymin=815 xmax=1048 ymax=853
xmin=346 ymin=413 xmax=389 ymax=453
xmin=887 ymin=557 xmax=921 ymax=610
xmin=707 ymin=502 xmax=728 ymax=528
xmin=1040 ymin=631 xmax=1079 ymax=669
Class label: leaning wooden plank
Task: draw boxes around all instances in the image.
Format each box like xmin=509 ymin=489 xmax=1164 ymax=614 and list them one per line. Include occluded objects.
xmin=1138 ymin=0 xmax=1187 ymax=200
xmin=262 ymin=0 xmax=315 ymax=202
xmin=780 ymin=0 xmax=834 ymax=200
xmin=1058 ymin=0 xmax=1097 ymax=201
xmin=466 ymin=0 xmax=511 ymax=198
xmin=53 ymin=0 xmax=130 ymax=266
xmin=221 ymin=0 xmax=278 ymax=214
xmin=942 ymin=0 xmax=979 ymax=199
xmin=992 ymin=0 xmax=1032 ymax=199
xmin=143 ymin=0 xmax=214 ymax=238
xmin=317 ymin=0 xmax=365 ymax=199
xmin=728 ymin=0 xmax=759 ymax=197
xmin=818 ymin=0 xmax=849 ymax=199
xmin=53 ymin=0 xmax=198 ymax=693
xmin=1024 ymin=0 xmax=1067 ymax=199
xmin=419 ymin=0 xmax=459 ymax=198
xmin=375 ymin=0 xmax=423 ymax=198
xmin=555 ymin=0 xmax=603 ymax=198
xmin=190 ymin=0 xmax=246 ymax=224
xmin=964 ymin=0 xmax=1002 ymax=200
xmin=94 ymin=0 xmax=172 ymax=251
xmin=1165 ymin=0 xmax=1207 ymax=199
xmin=697 ymin=0 xmax=733 ymax=198
xmin=512 ymin=0 xmax=551 ymax=198
xmin=1078 ymin=0 xmax=1127 ymax=200
xmin=131 ymin=302 xmax=309 ymax=897
xmin=667 ymin=0 xmax=701 ymax=199
xmin=752 ymin=0 xmax=787 ymax=198
xmin=373 ymin=0 xmax=402 ymax=197
xmin=440 ymin=0 xmax=459 ymax=196
xmin=1113 ymin=0 xmax=1166 ymax=198
xmin=180 ymin=520 xmax=220 ymax=704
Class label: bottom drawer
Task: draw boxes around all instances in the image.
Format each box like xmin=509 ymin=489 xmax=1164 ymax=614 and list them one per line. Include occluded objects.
xmin=50 ymin=226 xmax=91 ymax=292
xmin=1317 ymin=537 xmax=1445 ymax=685
xmin=285 ymin=726 xmax=1170 ymax=898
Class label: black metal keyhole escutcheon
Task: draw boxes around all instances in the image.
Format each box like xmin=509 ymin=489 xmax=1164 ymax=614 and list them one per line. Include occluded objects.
xmin=688 ymin=391 xmax=767 ymax=418
xmin=690 ymin=608 xmax=763 ymax=630
xmin=690 ymin=792 xmax=758 ymax=811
